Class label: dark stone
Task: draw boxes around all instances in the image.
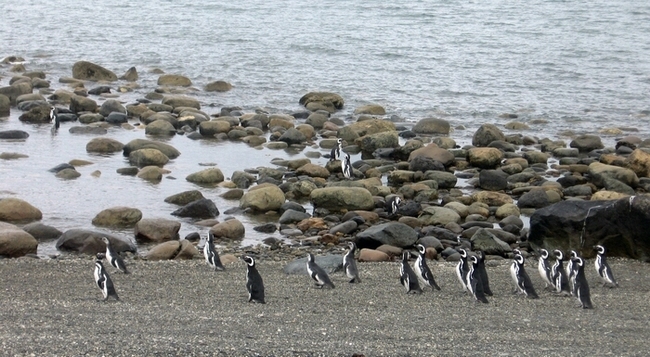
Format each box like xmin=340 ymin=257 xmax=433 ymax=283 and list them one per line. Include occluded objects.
xmin=329 ymin=221 xmax=358 ymax=235
xmin=184 ymin=232 xmax=201 ymax=242
xmin=253 ymin=223 xmax=277 ymax=233
xmin=171 ymin=198 xmax=219 ymax=219
xmin=21 ymin=222 xmax=62 ymax=241
xmin=278 ymin=209 xmax=311 ymax=224
xmin=470 ymin=228 xmax=512 ymax=256
xmin=280 ymin=201 xmax=306 ymax=214
xmin=517 ymin=189 xmax=551 ymax=209
xmin=355 ymin=222 xmax=418 ymax=248
xmin=479 ymin=170 xmax=508 ymax=191
xmin=395 ymin=201 xmax=422 ymax=217
xmin=106 ymin=111 xmax=128 ymax=124
xmin=69 ymin=126 xmax=108 ymax=135
xmin=278 ymin=128 xmax=307 ymax=145
xmin=461 ymin=221 xmax=494 ymax=229
xmin=88 ymin=86 xmax=112 ymax=95
xmin=57 ymin=113 xmax=78 ymax=122
xmin=48 ymin=163 xmax=75 ymax=173
xmin=0 ymin=130 xmax=29 ymax=139
xmin=409 ymin=156 xmax=445 ymax=173
xmin=417 ymin=236 xmax=444 ymax=251
xmin=420 ymin=226 xmax=458 ymax=241
xmin=283 ymin=254 xmax=342 ymax=275
xmin=56 ymin=229 xmax=136 ymax=255
xmin=117 ymin=167 xmax=139 ymax=176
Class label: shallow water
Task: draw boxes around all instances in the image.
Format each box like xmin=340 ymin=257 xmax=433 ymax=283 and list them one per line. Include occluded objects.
xmin=1 ymin=0 xmax=649 ymax=256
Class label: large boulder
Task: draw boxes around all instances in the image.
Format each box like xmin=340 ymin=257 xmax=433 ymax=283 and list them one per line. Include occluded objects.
xmin=205 ymin=80 xmax=232 ymax=92
xmin=209 ymin=219 xmax=245 ymax=240
xmin=164 ymin=190 xmax=205 ymax=205
xmin=70 ymin=95 xmax=98 ymax=114
xmin=408 ymin=143 xmax=455 ymax=167
xmin=299 ymin=92 xmax=344 ymax=113
xmin=134 ymin=218 xmax=181 ymax=243
xmin=310 ymin=187 xmax=374 ymax=212
xmin=356 ymin=131 xmax=399 ymax=154
xmin=472 ymin=124 xmax=506 ymax=147
xmin=55 ymin=229 xmax=136 ymax=255
xmin=588 ymin=162 xmax=639 ymax=191
xmin=21 ymin=222 xmax=63 ymax=241
xmin=145 ymin=240 xmax=199 ymax=260
xmin=186 ymin=168 xmax=224 ymax=184
xmin=417 ymin=206 xmax=461 ymax=226
xmin=528 ymin=196 xmax=650 ymax=261
xmin=240 ymin=184 xmax=286 ymax=212
xmin=467 ymin=147 xmax=504 ymax=169
xmin=157 ymin=74 xmax=192 ymax=87
xmin=161 ymin=95 xmax=200 ymax=109
xmin=18 ymin=103 xmax=51 ymax=123
xmin=570 ymin=134 xmax=604 ymax=153
xmin=99 ymin=99 xmax=126 ymax=117
xmin=123 ymin=139 xmax=180 ymax=159
xmin=343 ymin=119 xmax=395 ymax=138
xmin=278 ymin=128 xmax=307 ymax=145
xmin=91 ymin=206 xmax=142 ymax=228
xmin=0 ymin=222 xmax=38 ymax=257
xmin=129 ymin=148 xmax=170 ymax=167
xmin=72 ymin=61 xmax=118 ymax=81
xmin=0 ymin=130 xmax=29 ymax=140
xmin=625 ymin=149 xmax=650 ymax=178
xmin=283 ymin=254 xmax=342 ymax=275
xmin=355 ymin=222 xmax=418 ymax=249
xmin=470 ymin=228 xmax=513 ymax=256
xmin=0 ymin=93 xmax=11 ymax=116
xmin=86 ymin=138 xmax=124 ymax=153
xmin=171 ymin=198 xmax=219 ymax=218
xmin=145 ymin=119 xmax=176 ymax=136
xmin=0 ymin=198 xmax=42 ymax=222
xmin=412 ymin=117 xmax=450 ymax=135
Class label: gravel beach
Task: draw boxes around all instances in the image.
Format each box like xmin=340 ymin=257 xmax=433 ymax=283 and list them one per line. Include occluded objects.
xmin=1 ymin=255 xmax=648 ymax=357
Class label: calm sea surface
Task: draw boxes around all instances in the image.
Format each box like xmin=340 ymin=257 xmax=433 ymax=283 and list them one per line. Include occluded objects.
xmin=1 ymin=0 xmax=649 ymax=255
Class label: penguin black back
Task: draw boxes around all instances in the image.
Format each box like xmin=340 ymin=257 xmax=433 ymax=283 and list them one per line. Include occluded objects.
xmin=306 ymin=253 xmax=335 ymax=289
xmin=94 ymin=256 xmax=119 ymax=301
xmin=414 ymin=244 xmax=440 ymax=291
xmin=385 ymin=195 xmax=402 ymax=216
xmin=101 ymin=237 xmax=129 ymax=274
xmin=594 ymin=245 xmax=618 ymax=287
xmin=242 ymin=256 xmax=265 ymax=303
xmin=466 ymin=255 xmax=489 ymax=303
xmin=343 ymin=242 xmax=361 ymax=283
xmin=342 ymin=153 xmax=353 ymax=179
xmin=573 ymin=257 xmax=593 ymax=309
xmin=552 ymin=250 xmax=570 ymax=294
xmin=329 ymin=138 xmax=343 ymax=162
xmin=537 ymin=248 xmax=554 ymax=289
xmin=474 ymin=250 xmax=492 ymax=296
xmin=204 ymin=232 xmax=225 ymax=271
xmin=399 ymin=251 xmax=422 ymax=294
xmin=512 ymin=254 xmax=539 ymax=299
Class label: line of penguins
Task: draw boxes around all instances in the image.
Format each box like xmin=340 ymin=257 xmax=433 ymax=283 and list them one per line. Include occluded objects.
xmin=94 ymin=231 xmax=617 ymax=309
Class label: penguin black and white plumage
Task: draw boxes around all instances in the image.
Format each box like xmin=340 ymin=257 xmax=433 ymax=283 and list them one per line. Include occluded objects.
xmin=342 ymin=153 xmax=352 ymax=179
xmin=474 ymin=250 xmax=492 ymax=296
xmin=594 ymin=245 xmax=618 ymax=288
xmin=573 ymin=257 xmax=593 ymax=309
xmin=466 ymin=255 xmax=489 ymax=303
xmin=329 ymin=138 xmax=343 ymax=162
xmin=566 ymin=250 xmax=579 ymax=296
xmin=455 ymin=248 xmax=470 ymax=293
xmin=203 ymin=232 xmax=225 ymax=271
xmin=306 ymin=253 xmax=335 ymax=289
xmin=552 ymin=250 xmax=570 ymax=295
xmin=101 ymin=237 xmax=129 ymax=274
xmin=385 ymin=195 xmax=402 ymax=216
xmin=343 ymin=242 xmax=361 ymax=283
xmin=242 ymin=255 xmax=265 ymax=304
xmin=399 ymin=251 xmax=422 ymax=294
xmin=94 ymin=255 xmax=119 ymax=301
xmin=510 ymin=254 xmax=539 ymax=299
xmin=50 ymin=106 xmax=60 ymax=130
xmin=414 ymin=244 xmax=440 ymax=291
xmin=537 ymin=249 xmax=554 ymax=290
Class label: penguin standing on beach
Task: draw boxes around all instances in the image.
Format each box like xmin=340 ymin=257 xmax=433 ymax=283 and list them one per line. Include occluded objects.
xmin=573 ymin=256 xmax=593 ymax=309
xmin=101 ymin=237 xmax=129 ymax=274
xmin=455 ymin=248 xmax=470 ymax=293
xmin=594 ymin=245 xmax=618 ymax=287
xmin=466 ymin=255 xmax=489 ymax=303
xmin=537 ymin=249 xmax=554 ymax=290
xmin=343 ymin=242 xmax=361 ymax=283
xmin=242 ymin=255 xmax=265 ymax=304
xmin=49 ymin=106 xmax=60 ymax=131
xmin=306 ymin=253 xmax=335 ymax=289
xmin=474 ymin=250 xmax=492 ymax=296
xmin=414 ymin=244 xmax=440 ymax=291
xmin=399 ymin=251 xmax=422 ymax=294
xmin=510 ymin=253 xmax=539 ymax=299
xmin=552 ymin=250 xmax=570 ymax=295
xmin=204 ymin=232 xmax=225 ymax=271
xmin=342 ymin=153 xmax=352 ymax=179
xmin=329 ymin=138 xmax=343 ymax=162
xmin=94 ymin=254 xmax=119 ymax=301
xmin=566 ymin=250 xmax=579 ymax=296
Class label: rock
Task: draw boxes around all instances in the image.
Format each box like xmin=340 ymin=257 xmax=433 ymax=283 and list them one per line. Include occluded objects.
xmin=129 ymin=148 xmax=169 ymax=167
xmin=356 ymin=222 xmax=418 ymax=248
xmin=55 ymin=168 xmax=81 ymax=180
xmin=146 ymin=240 xmax=198 ymax=260
xmin=78 ymin=113 xmax=104 ymax=124
xmin=134 ymin=218 xmax=181 ymax=242
xmin=21 ymin=222 xmax=62 ymax=241
xmin=18 ymin=103 xmax=51 ymax=123
xmin=72 ymin=61 xmax=118 ymax=81
xmin=99 ymin=99 xmax=126 ymax=117
xmin=412 ymin=117 xmax=450 ymax=135
xmin=299 ymin=92 xmax=344 ymax=113
xmin=120 ymin=67 xmax=138 ymax=81
xmin=467 ymin=147 xmax=504 ymax=169
xmin=343 ymin=119 xmax=395 ymax=138
xmin=83 ymin=137 xmax=123 ymax=153
xmin=517 ymin=188 xmax=552 ymax=209
xmin=0 ymin=94 xmax=10 ymax=116
xmin=0 ymin=198 xmax=42 ymax=222
xmin=358 ymin=248 xmax=391 ymax=262
xmin=171 ymin=198 xmax=219 ymax=219
xmin=91 ymin=206 xmax=142 ymax=228
xmin=164 ymin=190 xmax=205 ymax=205
xmin=137 ymin=166 xmax=164 ymax=181
xmin=470 ymin=228 xmax=512 ymax=256
xmin=0 ymin=130 xmax=29 ymax=139
xmin=161 ymin=95 xmax=200 ymax=109
xmin=283 ymin=254 xmax=342 ymax=275
xmin=417 ymin=236 xmax=445 ymax=252
xmin=123 ymin=139 xmax=180 ymax=159
xmin=570 ymin=134 xmax=604 ymax=153
xmin=205 ymin=80 xmax=232 ymax=92
xmin=495 ymin=203 xmax=521 ymax=219
xmin=146 ymin=119 xmax=178 ymax=136
xmin=69 ymin=126 xmax=107 ymax=135
xmin=472 ymin=191 xmax=514 ymax=206
xmin=209 ymin=219 xmax=245 ymax=240
xmin=353 ymin=104 xmax=386 ymax=115
xmin=409 ymin=156 xmax=445 ymax=172
xmin=186 ymin=168 xmax=225 ymax=184
xmin=69 ymin=95 xmax=98 ymax=114
xmin=240 ymin=184 xmax=286 ymax=212
xmin=278 ymin=128 xmax=307 ymax=145
xmin=310 ymin=187 xmax=374 ymax=212
xmin=254 ymin=223 xmax=277 ymax=233
xmin=295 ymin=163 xmax=330 ymax=179
xmin=418 ymin=206 xmax=461 ymax=226
xmin=478 ymin=169 xmax=508 ymax=191
xmin=0 ymin=224 xmax=38 ymax=257
xmin=105 ymin=112 xmax=128 ymax=124
xmin=279 ymin=209 xmax=311 ymax=224
xmin=199 ymin=120 xmax=231 ymax=136
xmin=55 ymin=229 xmax=136 ymax=255
xmin=472 ymin=124 xmax=506 ymax=147
xmin=588 ymin=162 xmax=639 ymax=190
xmin=158 ymin=74 xmax=192 ymax=87
xmin=408 ymin=143 xmax=455 ymax=167
xmin=625 ymin=149 xmax=650 ymax=178
xmin=356 ymin=131 xmax=399 ymax=154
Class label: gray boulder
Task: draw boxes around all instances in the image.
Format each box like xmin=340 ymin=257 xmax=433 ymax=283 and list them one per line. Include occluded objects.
xmin=171 ymin=198 xmax=219 ymax=218
xmin=72 ymin=61 xmax=118 ymax=81
xmin=283 ymin=254 xmax=343 ymax=275
xmin=470 ymin=228 xmax=512 ymax=256
xmin=412 ymin=117 xmax=450 ymax=135
xmin=134 ymin=218 xmax=181 ymax=243
xmin=55 ymin=229 xmax=136 ymax=255
xmin=123 ymin=139 xmax=180 ymax=159
xmin=472 ymin=124 xmax=506 ymax=147
xmin=356 ymin=222 xmax=418 ymax=249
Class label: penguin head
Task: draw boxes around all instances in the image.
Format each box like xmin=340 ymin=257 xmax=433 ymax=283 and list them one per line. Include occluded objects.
xmin=96 ymin=253 xmax=105 ymax=260
xmin=337 ymin=138 xmax=343 ymax=145
xmin=307 ymin=253 xmax=315 ymax=262
xmin=458 ymin=248 xmax=467 ymax=258
xmin=539 ymin=249 xmax=549 ymax=259
xmin=594 ymin=245 xmax=605 ymax=255
xmin=393 ymin=196 xmax=402 ymax=206
xmin=416 ymin=244 xmax=426 ymax=255
xmin=569 ymin=250 xmax=578 ymax=259
xmin=476 ymin=250 xmax=485 ymax=261
xmin=553 ymin=249 xmax=564 ymax=260
xmin=514 ymin=254 xmax=525 ymax=265
xmin=574 ymin=257 xmax=584 ymax=267
xmin=347 ymin=242 xmax=356 ymax=251
xmin=242 ymin=255 xmax=255 ymax=267
xmin=207 ymin=232 xmax=215 ymax=243
xmin=101 ymin=237 xmax=110 ymax=246
xmin=512 ymin=249 xmax=522 ymax=256
xmin=469 ymin=255 xmax=478 ymax=265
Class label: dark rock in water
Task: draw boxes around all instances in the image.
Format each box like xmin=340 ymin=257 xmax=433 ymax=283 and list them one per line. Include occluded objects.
xmin=88 ymin=86 xmax=112 ymax=95
xmin=48 ymin=163 xmax=75 ymax=173
xmin=21 ymin=222 xmax=62 ymax=241
xmin=56 ymin=229 xmax=136 ymax=255
xmin=56 ymin=113 xmax=78 ymax=122
xmin=106 ymin=111 xmax=128 ymax=124
xmin=69 ymin=126 xmax=108 ymax=135
xmin=399 ymin=130 xmax=417 ymax=139
xmin=278 ymin=209 xmax=311 ymax=224
xmin=0 ymin=130 xmax=29 ymax=139
xmin=184 ymin=232 xmax=201 ymax=242
xmin=529 ymin=196 xmax=650 ymax=261
xmin=171 ymin=198 xmax=219 ymax=219
xmin=18 ymin=103 xmax=50 ymax=122
xmin=278 ymin=128 xmax=307 ymax=145
xmin=123 ymin=139 xmax=180 ymax=159
xmin=280 ymin=201 xmax=306 ymax=214
xmin=517 ymin=188 xmax=551 ymax=209
xmin=356 ymin=222 xmax=418 ymax=249
xmin=472 ymin=124 xmax=505 ymax=147
xmin=499 ymin=215 xmax=524 ymax=230
xmin=17 ymin=100 xmax=48 ymax=111
xmin=478 ymin=169 xmax=508 ymax=191
xmin=283 ymin=254 xmax=343 ymax=275
xmin=164 ymin=190 xmax=205 ymax=206
xmin=116 ymin=167 xmax=139 ymax=176
xmin=253 ymin=223 xmax=277 ymax=233
xmin=409 ymin=156 xmax=445 ymax=173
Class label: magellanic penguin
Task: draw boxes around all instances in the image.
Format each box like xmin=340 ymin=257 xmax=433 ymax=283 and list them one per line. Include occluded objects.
xmin=466 ymin=255 xmax=489 ymax=303
xmin=203 ymin=232 xmax=225 ymax=271
xmin=242 ymin=256 xmax=265 ymax=304
xmin=474 ymin=250 xmax=492 ymax=296
xmin=94 ymin=255 xmax=119 ymax=301
xmin=566 ymin=250 xmax=580 ymax=296
xmin=306 ymin=253 xmax=335 ymax=289
xmin=573 ymin=257 xmax=593 ymax=309
xmin=537 ymin=249 xmax=554 ymax=290
xmin=50 ymin=106 xmax=60 ymax=130
xmin=343 ymin=242 xmax=361 ymax=283
xmin=594 ymin=245 xmax=618 ymax=288
xmin=414 ymin=244 xmax=440 ymax=291
xmin=552 ymin=250 xmax=571 ymax=295
xmin=510 ymin=254 xmax=539 ymax=299
xmin=101 ymin=237 xmax=129 ymax=274
xmin=385 ymin=195 xmax=402 ymax=216
xmin=455 ymin=248 xmax=470 ymax=293
xmin=399 ymin=251 xmax=422 ymax=294
xmin=329 ymin=138 xmax=343 ymax=162
xmin=342 ymin=153 xmax=353 ymax=179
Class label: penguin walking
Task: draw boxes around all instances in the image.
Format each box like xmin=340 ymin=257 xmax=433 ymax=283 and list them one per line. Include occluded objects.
xmin=203 ymin=232 xmax=225 ymax=271
xmin=455 ymin=248 xmax=470 ymax=293
xmin=50 ymin=106 xmax=60 ymax=131
xmin=101 ymin=237 xmax=129 ymax=274
xmin=94 ymin=255 xmax=119 ymax=301
xmin=537 ymin=249 xmax=554 ymax=290
xmin=342 ymin=153 xmax=353 ymax=179
xmin=414 ymin=244 xmax=440 ymax=291
xmin=552 ymin=250 xmax=570 ymax=295
xmin=385 ymin=195 xmax=402 ymax=216
xmin=329 ymin=138 xmax=343 ymax=162
xmin=474 ymin=250 xmax=492 ymax=296
xmin=594 ymin=245 xmax=618 ymax=288
xmin=573 ymin=257 xmax=593 ymax=309
xmin=510 ymin=254 xmax=539 ymax=299
xmin=466 ymin=255 xmax=489 ymax=303
xmin=343 ymin=242 xmax=361 ymax=283
xmin=566 ymin=250 xmax=579 ymax=296
xmin=242 ymin=256 xmax=265 ymax=304
xmin=399 ymin=251 xmax=422 ymax=294
xmin=306 ymin=253 xmax=335 ymax=289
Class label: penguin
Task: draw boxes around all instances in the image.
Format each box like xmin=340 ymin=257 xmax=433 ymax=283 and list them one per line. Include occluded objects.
xmin=594 ymin=245 xmax=618 ymax=288
xmin=474 ymin=250 xmax=493 ymax=296
xmin=242 ymin=256 xmax=265 ymax=304
xmin=101 ymin=237 xmax=129 ymax=274
xmin=573 ymin=256 xmax=593 ymax=309
xmin=94 ymin=255 xmax=119 ymax=301
xmin=414 ymin=244 xmax=440 ymax=291
xmin=342 ymin=153 xmax=353 ymax=179
xmin=399 ymin=251 xmax=422 ymax=294
xmin=385 ymin=195 xmax=402 ymax=216
xmin=510 ymin=254 xmax=539 ymax=299
xmin=465 ymin=255 xmax=489 ymax=303
xmin=329 ymin=138 xmax=343 ymax=162
xmin=552 ymin=250 xmax=571 ymax=295
xmin=306 ymin=253 xmax=335 ymax=289
xmin=203 ymin=232 xmax=225 ymax=271
xmin=455 ymin=248 xmax=470 ymax=293
xmin=343 ymin=242 xmax=361 ymax=283
xmin=50 ymin=106 xmax=60 ymax=130
xmin=537 ymin=249 xmax=554 ymax=290
xmin=566 ymin=250 xmax=579 ymax=296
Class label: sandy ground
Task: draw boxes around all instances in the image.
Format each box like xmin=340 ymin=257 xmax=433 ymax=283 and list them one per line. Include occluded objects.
xmin=0 ymin=255 xmax=648 ymax=357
